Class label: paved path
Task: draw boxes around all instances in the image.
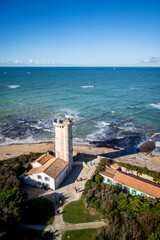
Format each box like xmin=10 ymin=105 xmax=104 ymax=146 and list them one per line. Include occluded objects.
xmin=21 ymin=220 xmax=106 ymax=237
xmin=62 ymin=221 xmax=106 ymax=231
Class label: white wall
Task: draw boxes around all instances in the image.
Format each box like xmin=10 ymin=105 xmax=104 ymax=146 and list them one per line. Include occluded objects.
xmin=23 ymin=165 xmax=70 ymax=190
xmin=23 ymin=172 xmax=55 ymax=190
xmin=55 ymin=165 xmax=69 ymax=189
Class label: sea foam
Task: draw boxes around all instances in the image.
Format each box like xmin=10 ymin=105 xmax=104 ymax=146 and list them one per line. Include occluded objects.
xmin=8 ymin=85 xmax=20 ymax=89
xmin=81 ymin=85 xmax=95 ymax=88
xmin=150 ymin=103 xmax=160 ymax=109
xmin=60 ymin=108 xmax=81 ymax=121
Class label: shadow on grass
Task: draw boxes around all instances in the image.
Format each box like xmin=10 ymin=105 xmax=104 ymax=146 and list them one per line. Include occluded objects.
xmin=21 ymin=197 xmax=55 ymax=226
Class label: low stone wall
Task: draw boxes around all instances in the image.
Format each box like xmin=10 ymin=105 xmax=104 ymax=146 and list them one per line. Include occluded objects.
xmin=72 ymin=161 xmax=90 ymax=170
xmin=120 ymin=167 xmax=154 ymax=182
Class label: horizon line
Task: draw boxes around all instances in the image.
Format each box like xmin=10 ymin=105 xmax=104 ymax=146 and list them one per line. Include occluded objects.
xmin=0 ymin=65 xmax=160 ymax=68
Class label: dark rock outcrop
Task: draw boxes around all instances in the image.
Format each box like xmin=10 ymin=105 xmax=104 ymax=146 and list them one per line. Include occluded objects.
xmin=138 ymin=140 xmax=156 ymax=153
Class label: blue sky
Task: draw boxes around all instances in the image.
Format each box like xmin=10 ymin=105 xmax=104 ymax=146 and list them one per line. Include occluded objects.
xmin=0 ymin=0 xmax=160 ymax=66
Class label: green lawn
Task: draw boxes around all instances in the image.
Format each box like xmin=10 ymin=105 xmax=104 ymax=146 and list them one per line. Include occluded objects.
xmin=22 ymin=197 xmax=54 ymax=225
xmin=63 ymin=198 xmax=101 ymax=223
xmin=62 ymin=229 xmax=98 ymax=240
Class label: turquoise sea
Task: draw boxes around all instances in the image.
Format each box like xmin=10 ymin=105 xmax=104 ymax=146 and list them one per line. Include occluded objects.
xmin=0 ymin=67 xmax=160 ymax=152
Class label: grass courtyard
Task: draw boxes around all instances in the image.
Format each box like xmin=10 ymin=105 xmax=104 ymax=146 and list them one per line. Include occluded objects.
xmin=63 ymin=198 xmax=101 ymax=223
xmin=62 ymin=229 xmax=99 ymax=240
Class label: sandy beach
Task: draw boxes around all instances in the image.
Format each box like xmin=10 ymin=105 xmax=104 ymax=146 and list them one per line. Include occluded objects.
xmin=0 ymin=142 xmax=160 ymax=172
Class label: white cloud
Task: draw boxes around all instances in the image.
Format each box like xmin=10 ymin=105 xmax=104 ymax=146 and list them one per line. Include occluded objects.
xmin=142 ymin=56 xmax=160 ymax=64
xmin=0 ymin=59 xmax=72 ymax=66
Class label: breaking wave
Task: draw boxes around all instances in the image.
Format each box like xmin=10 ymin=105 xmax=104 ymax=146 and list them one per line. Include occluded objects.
xmin=86 ymin=120 xmax=147 ymax=150
xmin=0 ymin=117 xmax=54 ymax=146
xmin=81 ymin=85 xmax=95 ymax=88
xmin=60 ymin=108 xmax=81 ymax=121
xmin=150 ymin=103 xmax=160 ymax=109
xmin=8 ymin=85 xmax=20 ymax=89
xmin=0 ymin=115 xmax=159 ymax=152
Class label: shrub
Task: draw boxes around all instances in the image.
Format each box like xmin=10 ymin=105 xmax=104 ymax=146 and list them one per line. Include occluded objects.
xmin=94 ymin=158 xmax=112 ymax=175
xmin=95 ymin=174 xmax=102 ymax=184
xmin=0 ymin=187 xmax=27 ymax=228
xmin=83 ymin=163 xmax=160 ymax=240
xmin=0 ymin=152 xmax=43 ymax=191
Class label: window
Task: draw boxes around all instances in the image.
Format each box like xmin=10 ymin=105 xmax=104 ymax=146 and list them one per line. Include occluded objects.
xmin=46 ymin=184 xmax=50 ymax=189
xmin=132 ymin=189 xmax=137 ymax=196
xmin=103 ymin=177 xmax=105 ymax=182
xmin=140 ymin=193 xmax=145 ymax=197
xmin=116 ymin=183 xmax=123 ymax=189
xmin=37 ymin=175 xmax=42 ymax=180
xmin=45 ymin=177 xmax=50 ymax=181
xmin=107 ymin=178 xmax=112 ymax=183
xmin=124 ymin=186 xmax=130 ymax=193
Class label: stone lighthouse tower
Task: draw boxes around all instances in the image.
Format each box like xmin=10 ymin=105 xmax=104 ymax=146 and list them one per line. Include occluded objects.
xmin=53 ymin=118 xmax=73 ymax=166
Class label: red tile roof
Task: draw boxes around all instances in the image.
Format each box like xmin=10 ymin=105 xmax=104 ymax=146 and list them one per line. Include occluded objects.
xmin=44 ymin=158 xmax=68 ymax=179
xmin=115 ymin=172 xmax=160 ymax=199
xmin=101 ymin=170 xmax=115 ymax=179
xmin=100 ymin=167 xmax=118 ymax=179
xmin=106 ymin=167 xmax=118 ymax=175
xmin=33 ymin=153 xmax=53 ymax=165
xmin=25 ymin=157 xmax=68 ymax=180
xmin=110 ymin=163 xmax=120 ymax=170
xmin=26 ymin=157 xmax=57 ymax=175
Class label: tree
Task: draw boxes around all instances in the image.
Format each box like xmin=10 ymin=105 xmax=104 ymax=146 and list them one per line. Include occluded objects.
xmin=0 ymin=187 xmax=27 ymax=228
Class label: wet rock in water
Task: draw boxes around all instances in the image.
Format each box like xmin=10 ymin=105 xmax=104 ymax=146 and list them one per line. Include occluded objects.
xmin=138 ymin=141 xmax=156 ymax=153
xmin=151 ymin=133 xmax=160 ymax=142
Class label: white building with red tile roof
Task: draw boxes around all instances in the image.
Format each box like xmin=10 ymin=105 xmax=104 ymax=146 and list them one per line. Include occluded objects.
xmin=23 ymin=153 xmax=70 ymax=190
xmin=100 ymin=165 xmax=160 ymax=199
